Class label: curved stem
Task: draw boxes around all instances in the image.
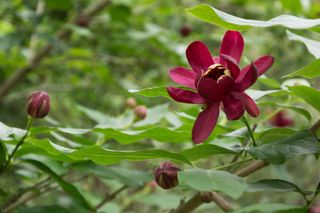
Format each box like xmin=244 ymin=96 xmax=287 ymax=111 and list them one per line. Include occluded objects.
xmin=241 ymin=116 xmax=257 ymax=147
xmin=213 ymin=158 xmax=253 ymax=170
xmin=1 ymin=116 xmax=33 ymax=173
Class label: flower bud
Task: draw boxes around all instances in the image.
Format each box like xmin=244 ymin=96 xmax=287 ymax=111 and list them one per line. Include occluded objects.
xmin=134 ymin=105 xmax=147 ymax=119
xmin=270 ymin=110 xmax=294 ymax=127
xmin=126 ymin=97 xmax=137 ymax=109
xmin=179 ymin=26 xmax=192 ymax=37
xmin=154 ymin=162 xmax=180 ymax=190
xmin=27 ymin=91 xmax=50 ymax=119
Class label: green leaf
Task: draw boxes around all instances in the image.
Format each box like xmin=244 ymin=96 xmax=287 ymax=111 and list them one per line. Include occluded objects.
xmin=284 ymin=59 xmax=320 ymax=79
xmin=179 ymin=169 xmax=246 ymax=198
xmin=258 ymin=76 xmax=281 ymax=89
xmin=77 ymin=105 xmax=134 ymax=128
xmin=288 ymin=86 xmax=320 ymax=112
xmin=249 ymin=130 xmax=320 ymax=164
xmin=0 ymin=121 xmax=26 ymax=142
xmin=180 ymin=144 xmax=237 ymax=161
xmin=0 ymin=140 xmax=7 ymax=167
xmin=247 ymin=179 xmax=303 ymax=194
xmin=20 ymin=139 xmax=192 ymax=165
xmin=186 ymin=4 xmax=320 ymax=31
xmin=316 ymin=181 xmax=320 ymax=196
xmin=72 ymin=162 xmax=152 ymax=186
xmin=287 ymin=30 xmax=320 ymax=59
xmin=68 ymin=146 xmax=193 ymax=166
xmin=129 ymin=87 xmax=170 ymax=98
xmin=259 ymin=128 xmax=296 ymax=144
xmin=94 ymin=127 xmax=190 ymax=144
xmin=231 ymin=203 xmax=305 ymax=213
xmin=17 ymin=205 xmax=71 ymax=213
xmin=246 ymin=89 xmax=287 ymax=100
xmin=23 ymin=159 xmax=91 ymax=209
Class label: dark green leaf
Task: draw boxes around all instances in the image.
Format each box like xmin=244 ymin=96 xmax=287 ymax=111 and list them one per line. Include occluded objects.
xmin=249 ymin=130 xmax=320 ymax=164
xmin=247 ymin=179 xmax=303 ymax=194
xmin=23 ymin=159 xmax=91 ymax=209
xmin=17 ymin=205 xmax=71 ymax=213
xmin=259 ymin=128 xmax=296 ymax=144
xmin=180 ymin=144 xmax=237 ymax=161
xmin=179 ymin=169 xmax=246 ymax=198
xmin=288 ymin=86 xmax=320 ymax=112
xmin=186 ymin=4 xmax=320 ymax=31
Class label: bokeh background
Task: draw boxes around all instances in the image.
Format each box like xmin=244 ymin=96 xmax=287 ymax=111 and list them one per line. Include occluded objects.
xmin=1 ymin=0 xmax=320 ymax=212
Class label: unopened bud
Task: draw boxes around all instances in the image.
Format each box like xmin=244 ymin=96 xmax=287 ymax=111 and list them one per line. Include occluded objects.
xmin=134 ymin=105 xmax=147 ymax=119
xmin=269 ymin=110 xmax=294 ymax=127
xmin=126 ymin=97 xmax=137 ymax=109
xmin=27 ymin=91 xmax=50 ymax=119
xmin=154 ymin=162 xmax=180 ymax=190
xmin=179 ymin=26 xmax=192 ymax=37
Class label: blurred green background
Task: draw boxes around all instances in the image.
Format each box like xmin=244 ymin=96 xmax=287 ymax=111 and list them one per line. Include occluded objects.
xmin=1 ymin=0 xmax=320 ymax=212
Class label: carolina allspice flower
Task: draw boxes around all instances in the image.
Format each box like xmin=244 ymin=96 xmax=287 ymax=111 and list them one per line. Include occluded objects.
xmin=134 ymin=105 xmax=147 ymax=119
xmin=27 ymin=91 xmax=50 ymax=119
xmin=154 ymin=162 xmax=181 ymax=190
xmin=270 ymin=110 xmax=294 ymax=127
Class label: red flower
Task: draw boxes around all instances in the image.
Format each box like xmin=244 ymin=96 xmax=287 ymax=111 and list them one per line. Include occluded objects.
xmin=167 ymin=31 xmax=274 ymax=144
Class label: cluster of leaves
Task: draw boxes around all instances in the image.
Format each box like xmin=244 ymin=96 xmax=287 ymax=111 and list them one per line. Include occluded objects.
xmin=0 ymin=0 xmax=320 ymax=212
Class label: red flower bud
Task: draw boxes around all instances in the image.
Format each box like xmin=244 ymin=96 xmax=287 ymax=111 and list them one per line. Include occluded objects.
xmin=270 ymin=110 xmax=294 ymax=127
xmin=126 ymin=97 xmax=137 ymax=109
xmin=27 ymin=91 xmax=50 ymax=119
xmin=154 ymin=162 xmax=180 ymax=190
xmin=134 ymin=105 xmax=147 ymax=119
xmin=179 ymin=26 xmax=192 ymax=37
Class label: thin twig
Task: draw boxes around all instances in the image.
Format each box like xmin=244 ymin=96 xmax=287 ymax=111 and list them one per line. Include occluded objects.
xmin=94 ymin=185 xmax=128 ymax=210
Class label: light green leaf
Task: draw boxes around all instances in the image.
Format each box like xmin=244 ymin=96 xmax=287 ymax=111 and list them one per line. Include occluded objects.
xmin=284 ymin=59 xmax=320 ymax=79
xmin=94 ymin=127 xmax=190 ymax=144
xmin=288 ymin=85 xmax=320 ymax=112
xmin=23 ymin=159 xmax=92 ymax=209
xmin=186 ymin=4 xmax=320 ymax=31
xmin=129 ymin=87 xmax=170 ymax=98
xmin=249 ymin=130 xmax=320 ymax=164
xmin=287 ymin=30 xmax=320 ymax=58
xmin=20 ymin=139 xmax=193 ymax=165
xmin=179 ymin=169 xmax=246 ymax=198
xmin=246 ymin=89 xmax=287 ymax=100
xmin=68 ymin=146 xmax=192 ymax=165
xmin=180 ymin=144 xmax=237 ymax=161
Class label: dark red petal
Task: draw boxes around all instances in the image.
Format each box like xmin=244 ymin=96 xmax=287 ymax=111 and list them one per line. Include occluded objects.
xmin=234 ymin=92 xmax=259 ymax=117
xmin=186 ymin=41 xmax=214 ymax=74
xmin=167 ymin=87 xmax=205 ymax=104
xmin=192 ymin=102 xmax=220 ymax=144
xmin=217 ymin=75 xmax=234 ymax=95
xmin=234 ymin=63 xmax=258 ymax=92
xmin=169 ymin=67 xmax=197 ymax=89
xmin=221 ymin=54 xmax=240 ymax=79
xmin=197 ymin=78 xmax=223 ymax=102
xmin=220 ymin=31 xmax=244 ymax=64
xmin=242 ymin=55 xmax=274 ymax=76
xmin=222 ymin=94 xmax=245 ymax=120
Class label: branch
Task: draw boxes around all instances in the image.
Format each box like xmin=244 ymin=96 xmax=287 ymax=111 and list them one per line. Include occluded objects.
xmin=173 ymin=160 xmax=268 ymax=213
xmin=94 ymin=185 xmax=128 ymax=210
xmin=0 ymin=0 xmax=111 ymax=101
